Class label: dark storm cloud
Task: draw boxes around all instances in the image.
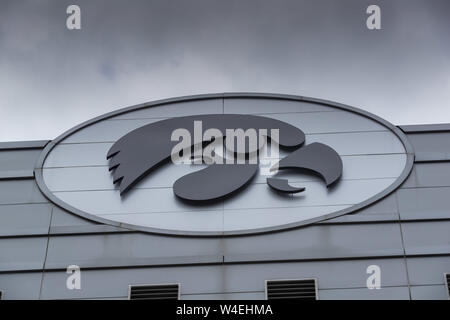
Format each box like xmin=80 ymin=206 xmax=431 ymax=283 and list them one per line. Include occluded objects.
xmin=1 ymin=0 xmax=449 ymax=141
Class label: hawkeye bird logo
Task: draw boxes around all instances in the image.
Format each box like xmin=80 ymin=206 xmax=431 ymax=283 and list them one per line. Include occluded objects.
xmin=106 ymin=114 xmax=343 ymax=202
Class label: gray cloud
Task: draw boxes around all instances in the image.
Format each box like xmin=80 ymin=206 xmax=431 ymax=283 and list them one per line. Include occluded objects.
xmin=1 ymin=0 xmax=449 ymax=141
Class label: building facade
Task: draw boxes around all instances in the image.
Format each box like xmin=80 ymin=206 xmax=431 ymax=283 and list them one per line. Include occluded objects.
xmin=0 ymin=93 xmax=449 ymax=300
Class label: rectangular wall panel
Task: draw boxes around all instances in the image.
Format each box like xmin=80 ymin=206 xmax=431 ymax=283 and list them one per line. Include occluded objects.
xmin=267 ymin=112 xmax=386 ymax=134
xmin=325 ymin=193 xmax=399 ymax=223
xmin=222 ymin=259 xmax=408 ymax=292
xmin=44 ymin=233 xmax=223 ymax=270
xmin=224 ymin=98 xmax=335 ymax=114
xmin=224 ymin=222 xmax=404 ymax=262
xmin=42 ymin=143 xmax=112 ymax=168
xmin=0 ymin=149 xmax=42 ymax=177
xmin=223 ymin=178 xmax=395 ymax=211
xmin=402 ymin=162 xmax=450 ymax=189
xmin=50 ymin=206 xmax=103 ymax=227
xmin=397 ymin=187 xmax=450 ymax=220
xmin=401 ymin=221 xmax=450 ymax=255
xmin=0 ymin=237 xmax=48 ymax=272
xmin=0 ymin=203 xmax=51 ymax=236
xmin=0 ymin=272 xmax=43 ymax=299
xmin=406 ymin=257 xmax=450 ymax=286
xmin=0 ymin=180 xmax=47 ymax=205
xmin=410 ymin=285 xmax=449 ymax=300
xmin=40 ymin=265 xmax=225 ymax=299
xmin=318 ymin=286 xmax=410 ymax=300
xmin=406 ymin=132 xmax=450 ymax=161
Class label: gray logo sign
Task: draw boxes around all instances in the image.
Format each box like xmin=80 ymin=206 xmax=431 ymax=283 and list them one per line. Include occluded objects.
xmin=107 ymin=114 xmax=342 ymax=202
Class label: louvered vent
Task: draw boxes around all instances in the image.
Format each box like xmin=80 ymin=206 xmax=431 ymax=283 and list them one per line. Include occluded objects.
xmin=445 ymin=273 xmax=450 ymax=299
xmin=128 ymin=284 xmax=179 ymax=300
xmin=266 ymin=279 xmax=317 ymax=300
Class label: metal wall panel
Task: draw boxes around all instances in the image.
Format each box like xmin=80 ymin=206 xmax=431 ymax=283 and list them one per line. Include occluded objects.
xmin=305 ymin=131 xmax=405 ymax=155
xmin=401 ymin=221 xmax=450 ymax=255
xmin=54 ymin=187 xmax=223 ymax=215
xmin=406 ymin=257 xmax=450 ymax=285
xmin=50 ymin=206 xmax=96 ymax=227
xmin=43 ymin=162 xmax=207 ymax=191
xmin=222 ymin=259 xmax=408 ymax=292
xmin=0 ymin=140 xmax=48 ymax=150
xmin=224 ymin=98 xmax=334 ymax=114
xmin=397 ymin=187 xmax=450 ymax=220
xmin=49 ymin=178 xmax=398 ymax=232
xmin=0 ymin=237 xmax=48 ymax=272
xmin=40 ymin=191 xmax=400 ymax=234
xmin=266 ymin=112 xmax=386 ymax=134
xmin=223 ymin=206 xmax=348 ymax=231
xmin=44 ymin=233 xmax=223 ymax=270
xmin=0 ymin=149 xmax=42 ymax=176
xmin=105 ymin=210 xmax=223 ymax=232
xmin=224 ymin=223 xmax=404 ymax=262
xmin=0 ymin=272 xmax=43 ymax=299
xmin=400 ymin=123 xmax=450 ymax=133
xmin=402 ymin=162 xmax=450 ymax=188
xmin=0 ymin=180 xmax=47 ymax=205
xmin=223 ymin=178 xmax=396 ymax=210
xmin=40 ymin=223 xmax=406 ymax=271
xmin=40 ymin=265 xmax=225 ymax=299
xmin=0 ymin=203 xmax=51 ymax=236
xmin=325 ymin=192 xmax=399 ymax=223
xmin=410 ymin=285 xmax=449 ymax=300
xmin=406 ymin=132 xmax=450 ymax=161
xmin=318 ymin=286 xmax=410 ymax=300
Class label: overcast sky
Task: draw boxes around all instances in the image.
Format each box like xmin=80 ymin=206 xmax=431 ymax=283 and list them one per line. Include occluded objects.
xmin=1 ymin=0 xmax=449 ymax=142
